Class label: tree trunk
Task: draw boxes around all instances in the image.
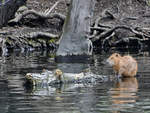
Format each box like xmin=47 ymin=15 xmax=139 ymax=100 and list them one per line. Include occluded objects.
xmin=0 ymin=0 xmax=26 ymax=28
xmin=56 ymin=0 xmax=95 ymax=56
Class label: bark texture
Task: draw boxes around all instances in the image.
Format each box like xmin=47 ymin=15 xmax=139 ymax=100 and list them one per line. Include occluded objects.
xmin=56 ymin=0 xmax=95 ymax=56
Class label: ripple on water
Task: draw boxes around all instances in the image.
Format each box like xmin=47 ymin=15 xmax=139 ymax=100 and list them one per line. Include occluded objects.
xmin=0 ymin=51 xmax=149 ymax=113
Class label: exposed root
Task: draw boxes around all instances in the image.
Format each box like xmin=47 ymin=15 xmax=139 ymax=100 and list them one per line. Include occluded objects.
xmin=0 ymin=28 xmax=59 ymax=53
xmin=102 ymin=32 xmax=115 ymax=49
xmin=9 ymin=10 xmax=66 ymax=24
xmin=27 ymin=32 xmax=59 ymax=39
xmin=8 ymin=0 xmax=66 ymax=24
xmin=91 ymin=25 xmax=150 ymax=41
xmin=89 ymin=16 xmax=101 ymax=39
xmin=90 ymin=18 xmax=150 ymax=49
xmin=104 ymin=10 xmax=116 ymax=20
xmin=111 ymin=37 xmax=145 ymax=48
xmin=3 ymin=0 xmax=150 ymax=52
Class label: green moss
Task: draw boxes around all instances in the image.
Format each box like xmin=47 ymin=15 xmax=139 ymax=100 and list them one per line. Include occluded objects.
xmin=5 ymin=38 xmax=13 ymax=45
xmin=147 ymin=0 xmax=150 ymax=6
xmin=28 ymin=40 xmax=41 ymax=48
xmin=2 ymin=0 xmax=5 ymax=4
xmin=37 ymin=38 xmax=46 ymax=43
xmin=48 ymin=39 xmax=56 ymax=43
xmin=48 ymin=53 xmax=56 ymax=58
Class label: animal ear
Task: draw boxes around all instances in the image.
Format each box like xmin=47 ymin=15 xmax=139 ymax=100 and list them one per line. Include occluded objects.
xmin=115 ymin=53 xmax=119 ymax=57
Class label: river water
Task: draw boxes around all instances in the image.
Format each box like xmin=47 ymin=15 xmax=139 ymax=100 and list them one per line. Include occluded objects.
xmin=0 ymin=49 xmax=150 ymax=113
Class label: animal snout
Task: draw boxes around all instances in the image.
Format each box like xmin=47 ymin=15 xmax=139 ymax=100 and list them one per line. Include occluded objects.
xmin=100 ymin=59 xmax=108 ymax=65
xmin=106 ymin=59 xmax=114 ymax=66
xmin=106 ymin=59 xmax=109 ymax=63
xmin=105 ymin=59 xmax=110 ymax=64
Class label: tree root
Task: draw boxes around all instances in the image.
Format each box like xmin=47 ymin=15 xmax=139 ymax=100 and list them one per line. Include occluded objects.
xmin=26 ymin=32 xmax=59 ymax=39
xmin=102 ymin=32 xmax=115 ymax=49
xmin=111 ymin=37 xmax=144 ymax=48
xmin=0 ymin=0 xmax=67 ymax=54
xmin=5 ymin=1 xmax=150 ymax=52
xmin=90 ymin=19 xmax=150 ymax=48
xmin=9 ymin=10 xmax=66 ymax=24
xmin=89 ymin=16 xmax=101 ymax=39
xmin=0 ymin=29 xmax=60 ymax=55
xmin=8 ymin=0 xmax=66 ymax=24
xmin=91 ymin=25 xmax=149 ymax=41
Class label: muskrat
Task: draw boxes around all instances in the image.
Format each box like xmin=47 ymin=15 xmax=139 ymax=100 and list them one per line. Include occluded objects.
xmin=107 ymin=53 xmax=138 ymax=77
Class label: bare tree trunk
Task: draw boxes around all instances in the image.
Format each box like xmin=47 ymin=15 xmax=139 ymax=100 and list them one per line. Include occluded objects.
xmin=56 ymin=0 xmax=95 ymax=56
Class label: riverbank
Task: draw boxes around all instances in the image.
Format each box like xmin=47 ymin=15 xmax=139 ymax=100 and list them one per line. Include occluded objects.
xmin=0 ymin=0 xmax=150 ymax=53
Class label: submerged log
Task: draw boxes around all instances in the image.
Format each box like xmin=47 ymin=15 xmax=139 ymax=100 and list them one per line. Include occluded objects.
xmin=25 ymin=69 xmax=109 ymax=86
xmin=56 ymin=0 xmax=95 ymax=56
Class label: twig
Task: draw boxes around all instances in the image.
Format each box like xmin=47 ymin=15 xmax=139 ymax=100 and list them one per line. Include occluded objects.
xmin=45 ymin=0 xmax=62 ymax=15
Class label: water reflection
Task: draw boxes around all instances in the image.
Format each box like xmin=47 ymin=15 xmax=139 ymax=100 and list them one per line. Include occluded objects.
xmin=109 ymin=77 xmax=138 ymax=113
xmin=0 ymin=50 xmax=150 ymax=113
xmin=0 ymin=81 xmax=9 ymax=113
xmin=57 ymin=63 xmax=90 ymax=73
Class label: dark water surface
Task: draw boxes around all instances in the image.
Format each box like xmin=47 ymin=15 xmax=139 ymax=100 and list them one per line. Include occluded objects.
xmin=0 ymin=50 xmax=150 ymax=113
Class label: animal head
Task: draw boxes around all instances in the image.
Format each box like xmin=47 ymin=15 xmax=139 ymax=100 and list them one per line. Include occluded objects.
xmin=106 ymin=53 xmax=121 ymax=66
xmin=54 ymin=69 xmax=63 ymax=80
